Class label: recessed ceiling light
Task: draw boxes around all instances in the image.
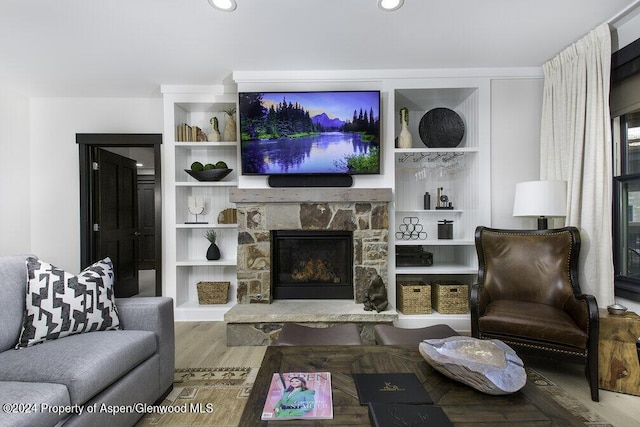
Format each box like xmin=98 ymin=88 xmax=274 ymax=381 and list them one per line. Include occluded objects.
xmin=378 ymin=0 xmax=404 ymax=11
xmin=208 ymin=0 xmax=237 ymax=12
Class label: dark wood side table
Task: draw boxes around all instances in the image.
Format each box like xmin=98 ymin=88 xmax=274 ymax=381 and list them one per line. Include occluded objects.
xmin=598 ymin=308 xmax=640 ymax=396
xmin=240 ymin=345 xmax=585 ymax=426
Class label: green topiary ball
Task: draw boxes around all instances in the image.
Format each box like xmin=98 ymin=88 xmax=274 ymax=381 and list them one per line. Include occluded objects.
xmin=190 ymin=161 xmax=204 ymax=171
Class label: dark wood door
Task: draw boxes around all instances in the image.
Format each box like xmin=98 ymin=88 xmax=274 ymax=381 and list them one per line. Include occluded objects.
xmin=137 ymin=175 xmax=156 ymax=270
xmin=94 ymin=148 xmax=139 ymax=297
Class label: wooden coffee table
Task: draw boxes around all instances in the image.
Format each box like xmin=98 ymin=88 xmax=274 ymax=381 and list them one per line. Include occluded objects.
xmin=240 ymin=345 xmax=585 ymax=426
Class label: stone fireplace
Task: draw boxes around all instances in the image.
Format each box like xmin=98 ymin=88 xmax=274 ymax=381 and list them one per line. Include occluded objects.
xmin=225 ymin=188 xmax=397 ymax=345
xmin=231 ymin=188 xmax=391 ymax=305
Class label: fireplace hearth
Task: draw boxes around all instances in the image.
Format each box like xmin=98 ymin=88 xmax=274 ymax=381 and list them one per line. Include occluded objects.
xmin=272 ymin=230 xmax=353 ymax=299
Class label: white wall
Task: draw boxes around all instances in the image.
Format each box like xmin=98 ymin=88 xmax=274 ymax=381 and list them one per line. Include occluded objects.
xmin=0 ymin=87 xmax=31 ymax=256
xmin=490 ymin=78 xmax=544 ymax=229
xmin=28 ymin=98 xmax=162 ymax=271
xmin=614 ymin=9 xmax=640 ymax=50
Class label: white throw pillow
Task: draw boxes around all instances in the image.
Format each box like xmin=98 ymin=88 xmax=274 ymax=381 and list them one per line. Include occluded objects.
xmin=16 ymin=257 xmax=121 ymax=348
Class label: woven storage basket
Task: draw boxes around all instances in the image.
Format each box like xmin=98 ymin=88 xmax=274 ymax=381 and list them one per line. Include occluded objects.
xmin=196 ymin=281 xmax=230 ymax=304
xmin=397 ymin=281 xmax=431 ymax=314
xmin=431 ymin=281 xmax=468 ymax=314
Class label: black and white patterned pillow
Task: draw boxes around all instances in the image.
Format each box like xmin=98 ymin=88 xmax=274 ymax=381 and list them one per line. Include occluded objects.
xmin=16 ymin=257 xmax=121 ymax=348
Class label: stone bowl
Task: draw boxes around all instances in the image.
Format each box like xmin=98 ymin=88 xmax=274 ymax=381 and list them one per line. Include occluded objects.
xmin=185 ymin=168 xmax=232 ymax=182
xmin=607 ymin=304 xmax=628 ymax=315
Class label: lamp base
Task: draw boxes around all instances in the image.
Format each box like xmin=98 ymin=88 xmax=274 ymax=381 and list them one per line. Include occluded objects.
xmin=537 ymin=216 xmax=548 ymax=230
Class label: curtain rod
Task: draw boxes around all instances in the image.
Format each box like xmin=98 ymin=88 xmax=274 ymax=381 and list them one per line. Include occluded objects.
xmin=606 ymin=0 xmax=640 ymax=25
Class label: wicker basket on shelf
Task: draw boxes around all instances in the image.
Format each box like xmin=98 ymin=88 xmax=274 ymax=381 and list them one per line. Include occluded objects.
xmin=430 ymin=281 xmax=468 ymax=314
xmin=397 ymin=281 xmax=432 ymax=314
xmin=196 ymin=281 xmax=230 ymax=304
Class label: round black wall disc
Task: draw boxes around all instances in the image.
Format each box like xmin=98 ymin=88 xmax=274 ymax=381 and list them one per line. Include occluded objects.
xmin=418 ymin=108 xmax=465 ymax=148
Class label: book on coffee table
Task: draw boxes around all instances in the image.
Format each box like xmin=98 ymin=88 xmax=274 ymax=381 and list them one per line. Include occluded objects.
xmin=368 ymin=402 xmax=454 ymax=427
xmin=352 ymin=373 xmax=433 ymax=404
xmin=260 ymin=372 xmax=333 ymax=420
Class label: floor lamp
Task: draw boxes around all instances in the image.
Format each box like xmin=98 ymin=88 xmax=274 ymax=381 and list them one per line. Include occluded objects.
xmin=513 ymin=180 xmax=567 ymax=230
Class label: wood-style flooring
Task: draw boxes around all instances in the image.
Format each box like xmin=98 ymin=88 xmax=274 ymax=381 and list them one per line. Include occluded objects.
xmin=175 ymin=322 xmax=640 ymax=427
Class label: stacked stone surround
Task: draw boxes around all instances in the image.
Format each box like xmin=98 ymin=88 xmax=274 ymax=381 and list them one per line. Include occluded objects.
xmin=235 ymin=200 xmax=388 ymax=304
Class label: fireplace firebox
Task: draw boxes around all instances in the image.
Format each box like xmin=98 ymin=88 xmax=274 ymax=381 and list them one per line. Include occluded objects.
xmin=271 ymin=230 xmax=354 ymax=299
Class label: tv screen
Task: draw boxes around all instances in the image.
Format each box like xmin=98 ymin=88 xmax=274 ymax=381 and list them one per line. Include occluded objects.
xmin=239 ymin=90 xmax=381 ymax=175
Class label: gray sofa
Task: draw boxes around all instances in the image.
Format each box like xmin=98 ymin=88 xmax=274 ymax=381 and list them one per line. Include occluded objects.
xmin=0 ymin=255 xmax=175 ymax=427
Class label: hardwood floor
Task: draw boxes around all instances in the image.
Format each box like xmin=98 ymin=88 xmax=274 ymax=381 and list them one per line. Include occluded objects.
xmin=175 ymin=322 xmax=640 ymax=427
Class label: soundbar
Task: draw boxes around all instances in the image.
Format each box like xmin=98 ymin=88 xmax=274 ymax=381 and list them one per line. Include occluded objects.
xmin=268 ymin=174 xmax=353 ymax=188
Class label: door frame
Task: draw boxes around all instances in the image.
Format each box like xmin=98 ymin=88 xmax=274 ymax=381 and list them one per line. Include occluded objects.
xmin=77 ymin=133 xmax=163 ymax=296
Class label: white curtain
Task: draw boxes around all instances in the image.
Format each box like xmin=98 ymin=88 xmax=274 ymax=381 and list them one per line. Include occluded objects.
xmin=540 ymin=23 xmax=613 ymax=306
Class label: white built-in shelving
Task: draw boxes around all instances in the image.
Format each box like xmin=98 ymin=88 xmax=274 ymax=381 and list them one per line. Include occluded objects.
xmin=388 ymin=79 xmax=491 ymax=329
xmin=162 ymin=85 xmax=239 ymax=321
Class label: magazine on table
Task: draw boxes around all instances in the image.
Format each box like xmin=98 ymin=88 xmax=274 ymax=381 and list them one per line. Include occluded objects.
xmin=260 ymin=371 xmax=333 ymax=420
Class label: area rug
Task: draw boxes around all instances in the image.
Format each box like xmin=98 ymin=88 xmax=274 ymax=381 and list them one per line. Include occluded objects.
xmin=136 ymin=367 xmax=254 ymax=427
xmin=526 ymin=368 xmax=613 ymax=427
xmin=137 ymin=367 xmax=611 ymax=426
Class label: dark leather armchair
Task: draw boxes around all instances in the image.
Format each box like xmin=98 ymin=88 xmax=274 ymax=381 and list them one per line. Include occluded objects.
xmin=471 ymin=226 xmax=599 ymax=401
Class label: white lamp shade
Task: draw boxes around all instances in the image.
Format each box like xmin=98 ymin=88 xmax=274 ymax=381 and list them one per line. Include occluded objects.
xmin=513 ymin=180 xmax=567 ymax=217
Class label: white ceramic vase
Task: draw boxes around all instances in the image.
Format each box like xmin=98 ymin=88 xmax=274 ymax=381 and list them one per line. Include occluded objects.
xmin=397 ymin=110 xmax=412 ymax=148
xmin=208 ymin=118 xmax=221 ymax=142
xmin=223 ymin=113 xmax=237 ymax=142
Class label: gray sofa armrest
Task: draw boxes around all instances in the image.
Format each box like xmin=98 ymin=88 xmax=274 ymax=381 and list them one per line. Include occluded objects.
xmin=115 ymin=297 xmax=175 ymax=395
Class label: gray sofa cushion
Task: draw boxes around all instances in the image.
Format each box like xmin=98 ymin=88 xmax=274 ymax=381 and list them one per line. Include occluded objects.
xmin=0 ymin=381 xmax=70 ymax=427
xmin=0 ymin=329 xmax=156 ymax=405
xmin=0 ymin=255 xmax=29 ymax=352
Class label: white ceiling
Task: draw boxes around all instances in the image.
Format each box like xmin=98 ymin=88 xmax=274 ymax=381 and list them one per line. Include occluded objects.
xmin=1 ymin=0 xmax=638 ymax=98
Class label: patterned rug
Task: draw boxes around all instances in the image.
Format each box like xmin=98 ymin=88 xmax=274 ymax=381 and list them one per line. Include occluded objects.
xmin=136 ymin=367 xmax=255 ymax=427
xmin=136 ymin=367 xmax=611 ymax=426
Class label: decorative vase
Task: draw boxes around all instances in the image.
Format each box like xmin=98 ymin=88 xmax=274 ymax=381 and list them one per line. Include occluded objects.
xmin=208 ymin=117 xmax=221 ymax=142
xmin=206 ymin=243 xmax=221 ymax=260
xmin=398 ymin=108 xmax=412 ymax=148
xmin=223 ymin=113 xmax=237 ymax=142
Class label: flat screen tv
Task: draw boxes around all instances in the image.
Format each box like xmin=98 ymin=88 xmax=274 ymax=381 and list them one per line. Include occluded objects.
xmin=239 ymin=90 xmax=381 ymax=175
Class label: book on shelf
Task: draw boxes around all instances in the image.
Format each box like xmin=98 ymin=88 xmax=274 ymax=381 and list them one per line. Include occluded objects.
xmin=368 ymin=402 xmax=453 ymax=427
xmin=352 ymin=373 xmax=433 ymax=405
xmin=260 ymin=372 xmax=333 ymax=420
xmin=176 ymin=123 xmax=202 ymax=142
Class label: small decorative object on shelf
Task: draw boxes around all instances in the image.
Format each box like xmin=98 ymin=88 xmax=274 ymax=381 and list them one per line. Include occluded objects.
xmin=205 ymin=229 xmax=221 ymax=260
xmin=438 ymin=220 xmax=454 ymax=239
xmin=418 ymin=107 xmax=465 ymax=148
xmin=208 ymin=116 xmax=221 ymax=142
xmin=435 ymin=187 xmax=454 ymax=209
xmin=185 ymin=161 xmax=232 ymax=182
xmin=396 ymin=246 xmax=433 ymax=267
xmin=423 ymin=192 xmax=431 ymax=210
xmin=396 ymin=217 xmax=427 ymax=240
xmin=397 ymin=107 xmax=412 ymax=148
xmin=217 ymin=208 xmax=238 ymax=224
xmin=222 ymin=107 xmax=237 ymax=142
xmin=186 ymin=196 xmax=207 ymax=224
xmin=196 ymin=129 xmax=208 ymax=142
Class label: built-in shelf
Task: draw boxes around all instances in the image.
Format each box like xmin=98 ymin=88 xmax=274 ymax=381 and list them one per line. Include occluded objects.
xmin=176 ymin=223 xmax=237 ymax=229
xmin=163 ymin=85 xmax=239 ymax=321
xmin=394 ymin=239 xmax=474 ymax=246
xmin=176 ymin=181 xmax=238 ymax=187
xmin=391 ymin=80 xmax=490 ymax=324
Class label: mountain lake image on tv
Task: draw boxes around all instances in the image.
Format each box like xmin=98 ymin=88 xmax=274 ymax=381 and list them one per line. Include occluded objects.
xmin=239 ymin=91 xmax=381 ymax=175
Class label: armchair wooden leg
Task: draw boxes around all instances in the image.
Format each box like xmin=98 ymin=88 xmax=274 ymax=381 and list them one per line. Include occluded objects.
xmin=587 ymin=361 xmax=599 ymax=402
